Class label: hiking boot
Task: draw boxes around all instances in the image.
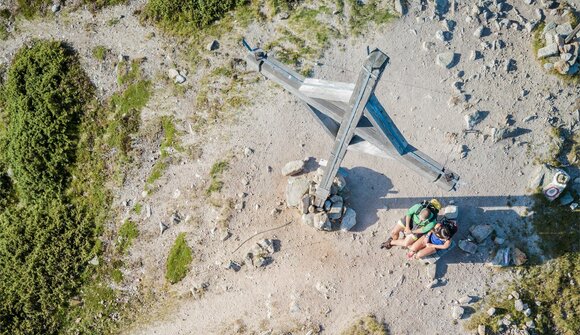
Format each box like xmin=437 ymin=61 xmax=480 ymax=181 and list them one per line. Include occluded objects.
xmin=380 ymin=237 xmax=393 ymax=250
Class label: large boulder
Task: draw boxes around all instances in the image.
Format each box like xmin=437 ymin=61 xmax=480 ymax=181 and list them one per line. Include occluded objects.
xmin=340 ymin=208 xmax=357 ymax=231
xmin=282 ymin=160 xmax=305 ymax=176
xmin=469 ymin=224 xmax=493 ymax=243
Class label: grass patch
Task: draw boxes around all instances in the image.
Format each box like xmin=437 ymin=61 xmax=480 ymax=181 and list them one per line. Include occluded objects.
xmin=165 ymin=233 xmax=193 ymax=284
xmin=146 ymin=116 xmax=182 ymax=185
xmin=92 ymin=45 xmax=108 ymax=61
xmin=467 ymin=253 xmax=580 ymax=335
xmin=15 ymin=0 xmax=128 ymax=18
xmin=341 ymin=315 xmax=389 ymax=335
xmin=206 ymin=160 xmax=229 ymax=195
xmin=347 ymin=0 xmax=395 ymax=35
xmin=117 ymin=219 xmax=139 ymax=254
xmin=133 ymin=202 xmax=142 ymax=214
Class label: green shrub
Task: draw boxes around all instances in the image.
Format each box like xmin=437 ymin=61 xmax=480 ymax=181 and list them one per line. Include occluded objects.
xmin=165 ymin=233 xmax=193 ymax=284
xmin=341 ymin=315 xmax=389 ymax=335
xmin=16 ymin=0 xmax=128 ymax=18
xmin=142 ymin=0 xmax=248 ymax=35
xmin=347 ymin=0 xmax=394 ymax=35
xmin=3 ymin=40 xmax=93 ymax=201
xmin=0 ymin=196 xmax=99 ymax=335
xmin=206 ymin=160 xmax=228 ymax=195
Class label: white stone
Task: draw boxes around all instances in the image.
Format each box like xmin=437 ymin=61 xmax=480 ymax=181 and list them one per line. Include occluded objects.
xmin=452 ymin=306 xmax=464 ymax=319
xmin=282 ymin=160 xmax=305 ymax=176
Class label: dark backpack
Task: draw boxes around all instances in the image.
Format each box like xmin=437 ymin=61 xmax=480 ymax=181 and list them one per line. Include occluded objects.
xmin=414 ymin=200 xmax=440 ymax=218
xmin=439 ymin=217 xmax=458 ymax=238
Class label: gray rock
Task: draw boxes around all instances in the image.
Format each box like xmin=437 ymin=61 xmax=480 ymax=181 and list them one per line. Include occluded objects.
xmin=478 ymin=325 xmax=486 ymax=335
xmin=285 ymin=177 xmax=310 ymax=207
xmin=302 ymin=213 xmax=315 ymax=227
xmin=470 ymin=224 xmax=494 ymax=243
xmin=299 ymin=194 xmax=311 ymax=214
xmin=435 ymin=30 xmax=447 ymax=42
xmin=225 ymin=260 xmax=241 ymax=271
xmin=526 ymin=320 xmax=535 ymax=328
xmin=459 ymin=296 xmax=474 ymax=304
xmin=487 ymin=307 xmax=496 ymax=316
xmin=473 ymin=25 xmax=485 ymax=38
xmin=168 ymin=68 xmax=179 ymax=79
xmin=51 ymin=3 xmax=61 ymax=13
xmin=515 ymin=299 xmax=524 ymax=312
xmin=537 ymin=43 xmax=559 ymax=58
xmin=88 ymin=256 xmax=99 ymax=266
xmin=470 ymin=50 xmax=481 ymax=61
xmin=452 ymin=306 xmax=464 ymax=320
xmin=544 ymin=62 xmax=554 ymax=71
xmin=244 ymin=147 xmax=253 ymax=156
xmin=207 ymin=40 xmax=220 ymax=51
xmin=175 ymin=74 xmax=186 ymax=84
xmin=556 ymin=22 xmax=573 ymax=36
xmin=464 ymin=110 xmax=486 ymax=129
xmin=328 ymin=200 xmax=343 ymax=220
xmin=436 ymin=52 xmax=458 ymax=69
xmin=314 ymin=212 xmax=331 ymax=231
xmin=459 ymin=240 xmax=478 ymax=254
xmin=422 ymin=41 xmax=436 ymax=51
xmin=333 ymin=173 xmax=347 ymax=191
xmin=340 ymin=208 xmax=357 ymax=231
xmin=524 ymin=308 xmax=532 ymax=317
xmin=524 ymin=0 xmax=534 ymax=4
xmin=282 ymin=160 xmax=305 ymax=176
xmin=543 ymin=21 xmax=557 ymax=34
xmin=525 ymin=21 xmax=538 ymax=33
xmin=159 ymin=221 xmax=169 ymax=235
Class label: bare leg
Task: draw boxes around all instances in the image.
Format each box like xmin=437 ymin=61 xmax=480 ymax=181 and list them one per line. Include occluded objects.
xmin=409 ymin=236 xmax=427 ymax=252
xmin=390 ymin=224 xmax=404 ymax=240
xmin=416 ymin=247 xmax=437 ymax=259
xmin=390 ymin=234 xmax=416 ymax=247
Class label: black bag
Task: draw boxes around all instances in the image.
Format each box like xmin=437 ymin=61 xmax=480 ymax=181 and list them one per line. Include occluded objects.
xmin=439 ymin=217 xmax=458 ymax=238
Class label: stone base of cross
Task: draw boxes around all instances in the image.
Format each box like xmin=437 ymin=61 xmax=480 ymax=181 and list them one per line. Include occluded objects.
xmin=243 ymin=39 xmax=459 ymax=208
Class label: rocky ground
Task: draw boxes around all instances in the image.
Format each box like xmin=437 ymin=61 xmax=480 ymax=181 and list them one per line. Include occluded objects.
xmin=1 ymin=0 xmax=579 ymax=334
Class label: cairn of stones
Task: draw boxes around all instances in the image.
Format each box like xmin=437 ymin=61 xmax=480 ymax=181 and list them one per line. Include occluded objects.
xmin=283 ymin=159 xmax=356 ymax=232
xmin=537 ymin=20 xmax=580 ymax=75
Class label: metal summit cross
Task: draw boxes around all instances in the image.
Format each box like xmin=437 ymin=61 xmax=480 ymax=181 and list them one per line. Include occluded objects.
xmin=242 ymin=40 xmax=460 ymax=208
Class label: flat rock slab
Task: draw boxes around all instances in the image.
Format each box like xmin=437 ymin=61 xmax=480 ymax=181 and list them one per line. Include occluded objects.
xmin=436 ymin=52 xmax=458 ymax=68
xmin=286 ymin=177 xmax=310 ymax=207
xmin=458 ymin=240 xmax=478 ymax=254
xmin=537 ymin=43 xmax=558 ymax=58
xmin=470 ymin=224 xmax=494 ymax=243
xmin=282 ymin=160 xmax=305 ymax=176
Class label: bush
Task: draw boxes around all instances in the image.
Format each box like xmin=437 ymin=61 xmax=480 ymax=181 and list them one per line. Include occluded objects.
xmin=143 ymin=0 xmax=248 ymax=34
xmin=16 ymin=0 xmax=128 ymax=18
xmin=166 ymin=233 xmax=193 ymax=284
xmin=0 ymin=196 xmax=98 ymax=334
xmin=3 ymin=40 xmax=93 ymax=201
xmin=341 ymin=315 xmax=389 ymax=335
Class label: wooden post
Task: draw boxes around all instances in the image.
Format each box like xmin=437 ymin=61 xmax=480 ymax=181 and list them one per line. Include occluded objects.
xmin=313 ymin=50 xmax=390 ymax=207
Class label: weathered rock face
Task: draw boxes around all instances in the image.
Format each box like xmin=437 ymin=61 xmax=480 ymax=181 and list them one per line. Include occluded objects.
xmin=286 ymin=177 xmax=311 ymax=207
xmin=469 ymin=224 xmax=494 ymax=243
xmin=282 ymin=160 xmax=305 ymax=176
xmin=340 ymin=208 xmax=357 ymax=231
xmin=458 ymin=240 xmax=478 ymax=254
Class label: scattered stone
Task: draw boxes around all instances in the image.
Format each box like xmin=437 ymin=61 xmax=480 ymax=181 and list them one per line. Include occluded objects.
xmin=221 ymin=230 xmax=232 ymax=241
xmin=159 ymin=222 xmax=169 ymax=235
xmin=469 ymin=224 xmax=494 ymax=243
xmin=473 ymin=25 xmax=485 ymax=38
xmin=422 ymin=41 xmax=436 ymax=51
xmin=464 ymin=110 xmax=486 ymax=129
xmin=459 ymin=296 xmax=474 ymax=304
xmin=537 ymin=43 xmax=559 ymax=58
xmin=452 ymin=306 xmax=465 ymax=320
xmin=314 ymin=212 xmax=331 ymax=231
xmin=556 ymin=22 xmax=573 ymax=36
xmin=225 ymin=260 xmax=241 ymax=271
xmin=487 ymin=307 xmax=496 ymax=316
xmin=175 ymin=74 xmax=186 ymax=84
xmin=146 ymin=204 xmax=152 ymax=218
xmin=286 ymin=178 xmax=310 ymax=207
xmin=494 ymin=236 xmax=505 ymax=245
xmin=526 ymin=320 xmax=535 ymax=328
xmin=544 ymin=62 xmax=554 ymax=71
xmin=478 ymin=325 xmax=486 ymax=335
xmin=328 ymin=198 xmax=343 ymax=220
xmin=244 ymin=147 xmax=254 ymax=157
xmin=525 ymin=21 xmax=538 ymax=33
xmin=436 ymin=52 xmax=458 ymax=69
xmin=88 ymin=256 xmax=99 ymax=266
xmin=459 ymin=240 xmax=478 ymax=254
xmin=470 ymin=50 xmax=482 ymax=61
xmin=168 ymin=68 xmax=179 ymax=79
xmin=340 ymin=208 xmax=357 ymax=231
xmin=299 ymin=194 xmax=311 ymax=214
xmin=170 ymin=212 xmax=182 ymax=225
xmin=207 ymin=40 xmax=220 ymax=51
xmin=524 ymin=308 xmax=532 ymax=317
xmin=282 ymin=160 xmax=305 ymax=176
xmin=435 ymin=30 xmax=447 ymax=42
xmin=51 ymin=3 xmax=61 ymax=13
xmin=515 ymin=299 xmax=524 ymax=312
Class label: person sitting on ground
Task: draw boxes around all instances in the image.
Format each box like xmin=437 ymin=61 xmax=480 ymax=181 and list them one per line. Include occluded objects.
xmin=380 ymin=199 xmax=441 ymax=250
xmin=405 ymin=221 xmax=455 ymax=260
